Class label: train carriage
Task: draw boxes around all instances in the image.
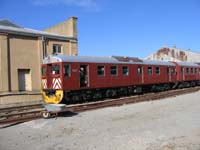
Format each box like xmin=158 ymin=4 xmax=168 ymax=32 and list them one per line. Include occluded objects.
xmin=41 ymin=54 xmax=199 ymax=104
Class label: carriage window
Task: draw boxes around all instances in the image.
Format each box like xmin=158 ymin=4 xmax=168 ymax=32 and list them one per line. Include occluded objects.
xmin=171 ymin=68 xmax=176 ymax=74
xmin=195 ymin=68 xmax=197 ymax=73
xmin=64 ymin=64 xmax=70 ymax=77
xmin=110 ymin=66 xmax=117 ymax=75
xmin=41 ymin=66 xmax=47 ymax=76
xmin=191 ymin=68 xmax=194 ymax=74
xmin=155 ymin=67 xmax=160 ymax=75
xmin=167 ymin=67 xmax=170 ymax=74
xmin=186 ymin=68 xmax=189 ymax=74
xmin=137 ymin=66 xmax=142 ymax=74
xmin=52 ymin=64 xmax=60 ymax=74
xmin=148 ymin=67 xmax=152 ymax=75
xmin=122 ymin=66 xmax=129 ymax=76
xmin=97 ymin=66 xmax=105 ymax=76
xmin=181 ymin=67 xmax=184 ymax=73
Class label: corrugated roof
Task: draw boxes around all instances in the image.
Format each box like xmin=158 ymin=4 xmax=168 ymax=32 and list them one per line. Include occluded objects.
xmin=0 ymin=19 xmax=21 ymax=28
xmin=43 ymin=54 xmax=175 ymax=66
xmin=0 ymin=20 xmax=77 ymax=42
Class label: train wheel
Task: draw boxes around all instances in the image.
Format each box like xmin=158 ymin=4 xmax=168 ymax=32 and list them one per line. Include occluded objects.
xmin=42 ymin=111 xmax=50 ymax=119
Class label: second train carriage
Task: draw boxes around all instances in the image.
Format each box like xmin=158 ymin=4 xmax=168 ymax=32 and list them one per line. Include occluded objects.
xmin=41 ymin=54 xmax=200 ymax=104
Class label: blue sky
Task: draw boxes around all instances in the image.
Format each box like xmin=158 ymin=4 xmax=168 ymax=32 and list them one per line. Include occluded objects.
xmin=1 ymin=0 xmax=200 ymax=58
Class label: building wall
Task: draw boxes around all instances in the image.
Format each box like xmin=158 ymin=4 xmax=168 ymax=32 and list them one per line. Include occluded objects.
xmin=0 ymin=17 xmax=78 ymax=105
xmin=44 ymin=17 xmax=77 ymax=38
xmin=8 ymin=35 xmax=41 ymax=92
xmin=46 ymin=39 xmax=77 ymax=56
xmin=0 ymin=34 xmax=9 ymax=92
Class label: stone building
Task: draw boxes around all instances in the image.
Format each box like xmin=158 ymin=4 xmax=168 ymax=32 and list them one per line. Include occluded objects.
xmin=0 ymin=17 xmax=78 ymax=104
xmin=145 ymin=46 xmax=200 ymax=63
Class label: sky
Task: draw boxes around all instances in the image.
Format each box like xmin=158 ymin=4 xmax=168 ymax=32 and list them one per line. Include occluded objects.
xmin=0 ymin=0 xmax=200 ymax=58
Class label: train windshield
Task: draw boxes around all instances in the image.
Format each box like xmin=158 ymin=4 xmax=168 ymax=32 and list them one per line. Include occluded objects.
xmin=42 ymin=66 xmax=47 ymax=76
xmin=52 ymin=64 xmax=60 ymax=75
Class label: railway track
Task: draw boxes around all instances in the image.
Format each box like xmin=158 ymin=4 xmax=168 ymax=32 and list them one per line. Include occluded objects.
xmin=0 ymin=87 xmax=200 ymax=126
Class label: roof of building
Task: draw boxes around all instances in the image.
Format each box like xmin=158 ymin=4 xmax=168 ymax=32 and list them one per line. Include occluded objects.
xmin=0 ymin=19 xmax=77 ymax=42
xmin=43 ymin=54 xmax=175 ymax=66
xmin=0 ymin=19 xmax=22 ymax=28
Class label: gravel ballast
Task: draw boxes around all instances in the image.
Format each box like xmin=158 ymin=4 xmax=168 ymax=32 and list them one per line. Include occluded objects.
xmin=0 ymin=91 xmax=200 ymax=150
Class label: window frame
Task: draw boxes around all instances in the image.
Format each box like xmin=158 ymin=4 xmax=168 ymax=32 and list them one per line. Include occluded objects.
xmin=97 ymin=65 xmax=105 ymax=76
xmin=110 ymin=66 xmax=118 ymax=76
xmin=122 ymin=66 xmax=129 ymax=76
xmin=148 ymin=66 xmax=153 ymax=76
xmin=53 ymin=44 xmax=62 ymax=54
xmin=155 ymin=66 xmax=160 ymax=75
xmin=63 ymin=64 xmax=71 ymax=77
xmin=52 ymin=64 xmax=60 ymax=75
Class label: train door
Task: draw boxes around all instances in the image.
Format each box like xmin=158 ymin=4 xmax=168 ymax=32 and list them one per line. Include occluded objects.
xmin=79 ymin=65 xmax=89 ymax=88
xmin=182 ymin=67 xmax=185 ymax=81
xmin=167 ymin=67 xmax=171 ymax=82
xmin=137 ymin=66 xmax=144 ymax=84
xmin=47 ymin=64 xmax=53 ymax=88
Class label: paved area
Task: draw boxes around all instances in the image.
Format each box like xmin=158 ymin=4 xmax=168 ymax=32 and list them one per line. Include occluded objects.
xmin=0 ymin=91 xmax=200 ymax=150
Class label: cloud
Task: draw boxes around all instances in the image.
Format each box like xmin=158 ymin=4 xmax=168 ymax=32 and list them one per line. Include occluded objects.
xmin=32 ymin=0 xmax=98 ymax=9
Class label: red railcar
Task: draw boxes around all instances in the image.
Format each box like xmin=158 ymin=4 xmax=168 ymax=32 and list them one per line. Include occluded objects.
xmin=41 ymin=54 xmax=199 ymax=104
xmin=172 ymin=62 xmax=200 ymax=87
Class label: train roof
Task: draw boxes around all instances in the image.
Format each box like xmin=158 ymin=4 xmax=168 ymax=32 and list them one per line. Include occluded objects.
xmin=42 ymin=54 xmax=175 ymax=66
xmin=175 ymin=62 xmax=199 ymax=67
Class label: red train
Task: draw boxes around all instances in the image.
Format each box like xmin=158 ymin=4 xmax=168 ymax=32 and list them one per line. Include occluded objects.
xmin=41 ymin=54 xmax=200 ymax=104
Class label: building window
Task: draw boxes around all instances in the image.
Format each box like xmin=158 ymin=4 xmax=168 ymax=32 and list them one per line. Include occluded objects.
xmin=148 ymin=67 xmax=152 ymax=75
xmin=64 ymin=64 xmax=70 ymax=77
xmin=122 ymin=66 xmax=129 ymax=76
xmin=110 ymin=66 xmax=117 ymax=76
xmin=137 ymin=66 xmax=142 ymax=74
xmin=97 ymin=66 xmax=105 ymax=76
xmin=155 ymin=67 xmax=160 ymax=75
xmin=53 ymin=44 xmax=62 ymax=54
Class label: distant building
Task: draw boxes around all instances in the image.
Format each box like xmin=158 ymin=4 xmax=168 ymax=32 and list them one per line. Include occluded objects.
xmin=144 ymin=46 xmax=200 ymax=63
xmin=0 ymin=17 xmax=78 ymax=104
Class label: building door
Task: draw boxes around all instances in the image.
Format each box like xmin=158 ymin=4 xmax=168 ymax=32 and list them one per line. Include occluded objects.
xmin=18 ymin=69 xmax=32 ymax=91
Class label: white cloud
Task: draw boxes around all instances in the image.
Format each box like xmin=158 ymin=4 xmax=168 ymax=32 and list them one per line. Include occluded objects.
xmin=32 ymin=0 xmax=98 ymax=8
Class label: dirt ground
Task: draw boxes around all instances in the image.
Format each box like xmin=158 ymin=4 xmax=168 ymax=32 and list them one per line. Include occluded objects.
xmin=0 ymin=91 xmax=200 ymax=150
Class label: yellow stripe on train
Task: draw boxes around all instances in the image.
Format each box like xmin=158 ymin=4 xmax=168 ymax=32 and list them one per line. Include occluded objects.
xmin=42 ymin=90 xmax=63 ymax=104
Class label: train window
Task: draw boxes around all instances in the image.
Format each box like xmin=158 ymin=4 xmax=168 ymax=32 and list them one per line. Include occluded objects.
xmin=167 ymin=67 xmax=170 ymax=74
xmin=186 ymin=68 xmax=189 ymax=74
xmin=181 ymin=67 xmax=184 ymax=73
xmin=191 ymin=68 xmax=194 ymax=74
xmin=122 ymin=66 xmax=129 ymax=76
xmin=52 ymin=64 xmax=60 ymax=75
xmin=195 ymin=68 xmax=197 ymax=73
xmin=148 ymin=67 xmax=152 ymax=75
xmin=155 ymin=67 xmax=160 ymax=75
xmin=41 ymin=66 xmax=47 ymax=76
xmin=137 ymin=66 xmax=142 ymax=74
xmin=110 ymin=66 xmax=117 ymax=76
xmin=64 ymin=64 xmax=70 ymax=77
xmin=172 ymin=68 xmax=176 ymax=74
xmin=97 ymin=66 xmax=105 ymax=76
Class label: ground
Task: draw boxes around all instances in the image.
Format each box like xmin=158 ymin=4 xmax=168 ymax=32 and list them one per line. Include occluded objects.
xmin=0 ymin=91 xmax=200 ymax=150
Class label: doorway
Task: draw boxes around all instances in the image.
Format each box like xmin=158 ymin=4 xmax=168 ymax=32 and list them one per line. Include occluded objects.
xmin=18 ymin=69 xmax=32 ymax=91
xmin=79 ymin=65 xmax=89 ymax=88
